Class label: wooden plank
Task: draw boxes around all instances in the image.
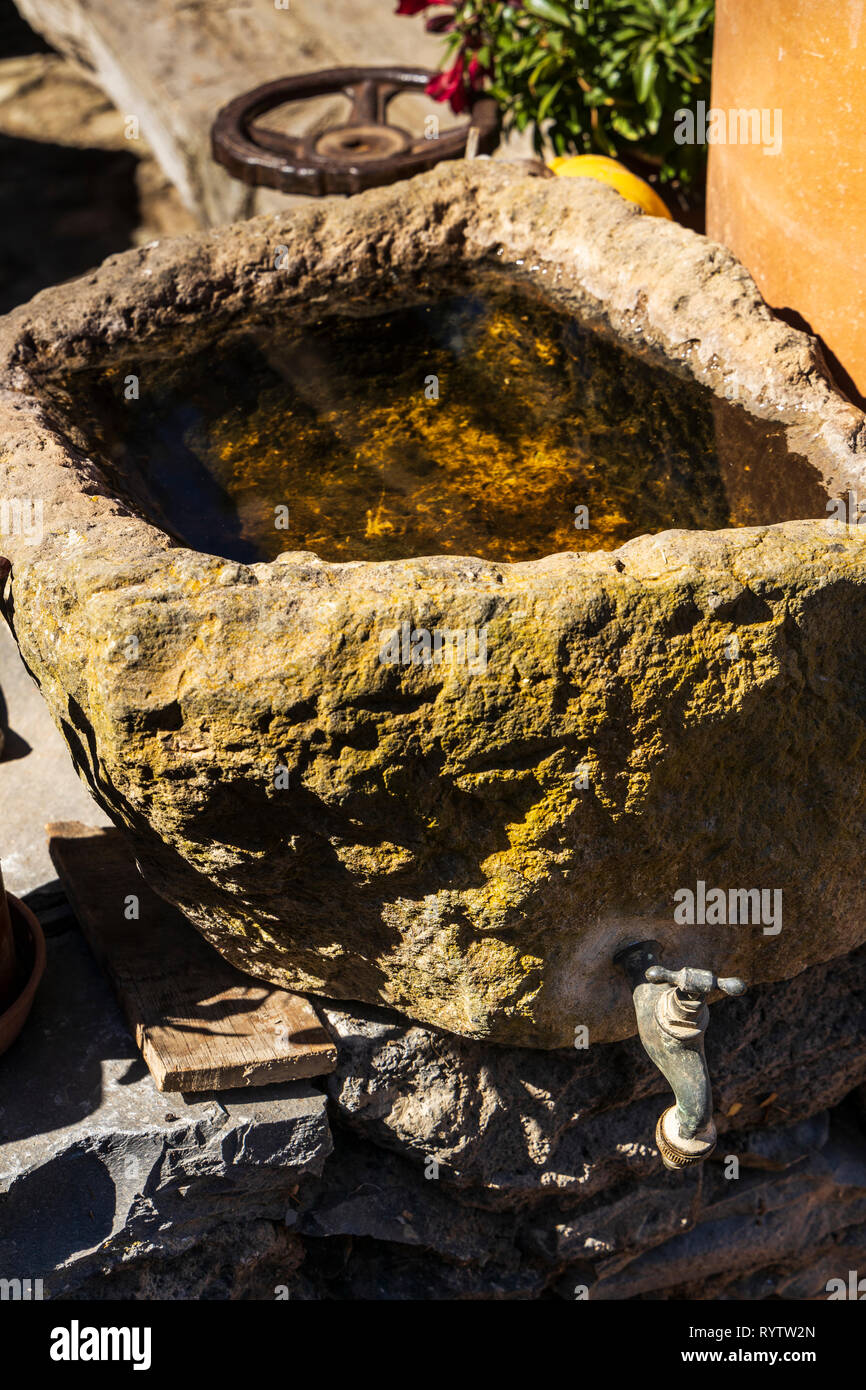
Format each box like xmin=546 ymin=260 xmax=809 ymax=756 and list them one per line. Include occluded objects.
xmin=47 ymin=821 xmax=337 ymax=1092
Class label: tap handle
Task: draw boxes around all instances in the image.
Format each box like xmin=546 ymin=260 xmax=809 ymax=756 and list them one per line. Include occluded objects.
xmin=645 ymin=964 xmax=746 ymax=1000
xmin=717 ymin=975 xmax=747 ymax=997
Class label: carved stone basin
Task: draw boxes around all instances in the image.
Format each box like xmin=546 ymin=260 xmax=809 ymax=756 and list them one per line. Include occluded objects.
xmin=2 ymin=162 xmax=866 ymax=1047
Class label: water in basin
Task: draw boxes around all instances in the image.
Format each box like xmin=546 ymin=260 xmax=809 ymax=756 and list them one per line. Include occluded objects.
xmin=57 ymin=288 xmax=830 ymax=565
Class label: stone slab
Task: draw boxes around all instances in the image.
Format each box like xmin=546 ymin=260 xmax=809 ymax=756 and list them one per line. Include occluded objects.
xmin=12 ymin=0 xmax=462 ymax=225
xmin=0 ymin=926 xmax=331 ymax=1294
xmin=0 ymin=51 xmax=127 ymax=148
xmin=3 ymin=917 xmax=863 ymax=1299
xmin=0 ymin=622 xmax=110 ymax=898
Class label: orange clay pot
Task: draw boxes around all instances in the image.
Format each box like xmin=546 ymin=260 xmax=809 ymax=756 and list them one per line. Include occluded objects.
xmin=707 ymin=0 xmax=866 ymax=405
xmin=0 ymin=863 xmax=16 ymax=1006
xmin=0 ymin=881 xmax=46 ymax=1058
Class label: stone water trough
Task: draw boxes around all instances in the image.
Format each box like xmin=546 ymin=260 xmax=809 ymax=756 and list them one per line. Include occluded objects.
xmin=2 ymin=161 xmax=866 ymax=1049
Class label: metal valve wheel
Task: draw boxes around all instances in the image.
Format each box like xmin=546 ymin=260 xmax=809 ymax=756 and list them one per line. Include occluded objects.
xmin=211 ymin=65 xmax=500 ymax=197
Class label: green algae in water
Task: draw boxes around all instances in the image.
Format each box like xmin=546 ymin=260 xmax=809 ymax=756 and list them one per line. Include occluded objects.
xmin=63 ymin=291 xmax=830 ymax=565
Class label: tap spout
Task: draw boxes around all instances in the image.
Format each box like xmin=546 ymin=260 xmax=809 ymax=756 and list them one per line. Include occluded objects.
xmin=614 ymin=940 xmax=746 ymax=1170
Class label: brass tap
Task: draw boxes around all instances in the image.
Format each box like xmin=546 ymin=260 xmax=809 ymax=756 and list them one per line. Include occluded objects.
xmin=615 ymin=941 xmax=746 ymax=1170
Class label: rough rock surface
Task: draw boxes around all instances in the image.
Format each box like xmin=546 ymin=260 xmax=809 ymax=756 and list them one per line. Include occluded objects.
xmin=54 ymin=1105 xmax=866 ymax=1300
xmin=320 ymin=945 xmax=866 ymax=1203
xmin=0 ymin=929 xmax=331 ymax=1296
xmin=3 ymin=906 xmax=864 ymax=1300
xmin=65 ymin=1219 xmax=309 ymax=1301
xmin=288 ymin=1111 xmax=866 ymax=1301
xmin=305 ymin=948 xmax=866 ymax=1296
xmin=3 ymin=163 xmax=866 ymax=1045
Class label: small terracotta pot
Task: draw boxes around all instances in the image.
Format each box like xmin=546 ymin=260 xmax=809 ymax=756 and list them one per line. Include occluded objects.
xmin=0 ymin=863 xmax=16 ymax=1003
xmin=0 ymin=892 xmax=46 ymax=1058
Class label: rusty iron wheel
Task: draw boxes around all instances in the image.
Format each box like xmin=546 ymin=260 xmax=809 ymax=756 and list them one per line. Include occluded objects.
xmin=211 ymin=65 xmax=499 ymax=197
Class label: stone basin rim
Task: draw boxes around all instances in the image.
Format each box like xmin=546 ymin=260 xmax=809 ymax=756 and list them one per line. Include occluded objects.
xmin=0 ymin=159 xmax=865 ymax=587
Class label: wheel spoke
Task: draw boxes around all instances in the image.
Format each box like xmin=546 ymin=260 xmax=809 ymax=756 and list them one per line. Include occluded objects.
xmin=345 ymin=80 xmax=379 ymax=125
xmin=248 ymin=126 xmax=305 ymax=161
xmin=344 ymin=80 xmax=401 ymax=125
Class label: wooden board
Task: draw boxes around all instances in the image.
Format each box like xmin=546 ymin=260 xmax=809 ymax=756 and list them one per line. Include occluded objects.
xmin=47 ymin=821 xmax=337 ymax=1092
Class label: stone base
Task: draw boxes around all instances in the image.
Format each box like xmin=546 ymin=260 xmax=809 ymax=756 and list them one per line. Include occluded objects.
xmin=2 ymin=902 xmax=865 ymax=1299
xmin=0 ymin=923 xmax=331 ymax=1297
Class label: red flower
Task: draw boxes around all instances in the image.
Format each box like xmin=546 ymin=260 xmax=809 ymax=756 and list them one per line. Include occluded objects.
xmin=426 ymin=49 xmax=488 ymax=114
xmin=395 ymin=1 xmax=449 ymax=14
xmin=397 ymin=1 xmax=488 ymax=114
xmin=467 ymin=55 xmax=487 ymax=88
xmin=427 ymin=52 xmax=469 ymax=113
xmin=425 ymin=13 xmax=456 ymax=31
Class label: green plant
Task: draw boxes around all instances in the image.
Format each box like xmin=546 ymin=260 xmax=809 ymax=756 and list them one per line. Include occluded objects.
xmin=396 ymin=1 xmax=715 ymax=185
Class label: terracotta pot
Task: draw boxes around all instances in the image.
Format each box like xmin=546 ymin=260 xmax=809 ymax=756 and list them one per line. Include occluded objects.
xmin=707 ymin=0 xmax=866 ymax=405
xmin=0 ymin=863 xmax=16 ymax=1005
xmin=0 ymin=889 xmax=46 ymax=1058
